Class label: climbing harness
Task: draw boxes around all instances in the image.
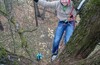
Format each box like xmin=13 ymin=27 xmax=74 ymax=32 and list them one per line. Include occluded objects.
xmin=69 ymin=6 xmax=74 ymax=20
xmin=65 ymin=0 xmax=86 ymax=24
xmin=63 ymin=5 xmax=75 ymax=24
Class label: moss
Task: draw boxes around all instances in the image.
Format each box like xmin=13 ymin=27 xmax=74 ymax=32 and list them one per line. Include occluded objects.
xmin=63 ymin=0 xmax=100 ymax=58
xmin=0 ymin=3 xmax=7 ymax=16
xmin=78 ymin=60 xmax=86 ymax=65
xmin=91 ymin=0 xmax=100 ymax=6
xmin=11 ymin=16 xmax=16 ymax=25
xmin=80 ymin=0 xmax=100 ymax=20
xmin=0 ymin=48 xmax=8 ymax=64
xmin=13 ymin=61 xmax=19 ymax=65
xmin=18 ymin=28 xmax=27 ymax=48
xmin=18 ymin=28 xmax=24 ymax=34
xmin=0 ymin=48 xmax=7 ymax=58
xmin=0 ymin=1 xmax=6 ymax=14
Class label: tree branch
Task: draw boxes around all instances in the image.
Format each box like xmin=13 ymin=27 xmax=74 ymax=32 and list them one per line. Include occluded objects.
xmin=0 ymin=9 xmax=7 ymax=17
xmin=23 ymin=27 xmax=38 ymax=33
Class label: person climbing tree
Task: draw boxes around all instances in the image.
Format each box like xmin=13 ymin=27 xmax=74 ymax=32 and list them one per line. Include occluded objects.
xmin=34 ymin=0 xmax=77 ymax=61
xmin=0 ymin=21 xmax=4 ymax=31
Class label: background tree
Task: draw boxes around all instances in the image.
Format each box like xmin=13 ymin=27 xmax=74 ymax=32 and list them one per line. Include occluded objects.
xmin=0 ymin=0 xmax=57 ymax=64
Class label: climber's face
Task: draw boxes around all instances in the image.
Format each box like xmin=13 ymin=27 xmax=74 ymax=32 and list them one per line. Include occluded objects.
xmin=60 ymin=0 xmax=69 ymax=6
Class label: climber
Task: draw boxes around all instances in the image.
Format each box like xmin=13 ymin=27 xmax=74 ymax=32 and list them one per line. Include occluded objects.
xmin=34 ymin=0 xmax=77 ymax=61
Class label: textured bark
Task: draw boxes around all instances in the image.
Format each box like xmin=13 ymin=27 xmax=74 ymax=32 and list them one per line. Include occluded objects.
xmin=76 ymin=50 xmax=100 ymax=65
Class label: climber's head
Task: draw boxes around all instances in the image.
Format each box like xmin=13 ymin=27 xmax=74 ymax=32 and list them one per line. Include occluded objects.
xmin=60 ymin=0 xmax=71 ymax=6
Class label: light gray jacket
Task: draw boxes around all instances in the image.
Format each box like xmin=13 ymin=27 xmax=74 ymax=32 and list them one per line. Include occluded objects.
xmin=38 ymin=0 xmax=76 ymax=21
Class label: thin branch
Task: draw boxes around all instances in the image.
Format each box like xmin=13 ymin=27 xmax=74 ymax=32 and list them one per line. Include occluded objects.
xmin=23 ymin=27 xmax=38 ymax=33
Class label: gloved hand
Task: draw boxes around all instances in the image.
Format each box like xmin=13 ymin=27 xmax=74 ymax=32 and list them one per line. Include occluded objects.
xmin=70 ymin=15 xmax=73 ymax=18
xmin=68 ymin=15 xmax=75 ymax=21
xmin=34 ymin=0 xmax=39 ymax=3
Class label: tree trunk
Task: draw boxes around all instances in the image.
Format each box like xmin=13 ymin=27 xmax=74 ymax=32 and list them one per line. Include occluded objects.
xmin=4 ymin=0 xmax=17 ymax=53
xmin=33 ymin=1 xmax=39 ymax=27
xmin=50 ymin=0 xmax=100 ymax=65
xmin=77 ymin=50 xmax=100 ymax=65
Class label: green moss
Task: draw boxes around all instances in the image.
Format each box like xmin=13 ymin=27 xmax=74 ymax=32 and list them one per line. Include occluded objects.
xmin=0 ymin=48 xmax=8 ymax=64
xmin=80 ymin=0 xmax=100 ymax=19
xmin=0 ymin=2 xmax=6 ymax=14
xmin=0 ymin=48 xmax=7 ymax=58
xmin=77 ymin=60 xmax=86 ymax=65
xmin=13 ymin=61 xmax=19 ymax=65
xmin=0 ymin=5 xmax=7 ymax=16
xmin=91 ymin=0 xmax=100 ymax=6
xmin=18 ymin=28 xmax=27 ymax=48
xmin=11 ymin=17 xmax=16 ymax=25
xmin=66 ymin=0 xmax=100 ymax=56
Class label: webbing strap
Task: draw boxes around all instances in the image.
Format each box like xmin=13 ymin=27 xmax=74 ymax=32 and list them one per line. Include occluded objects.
xmin=70 ymin=6 xmax=74 ymax=15
xmin=69 ymin=6 xmax=76 ymax=21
